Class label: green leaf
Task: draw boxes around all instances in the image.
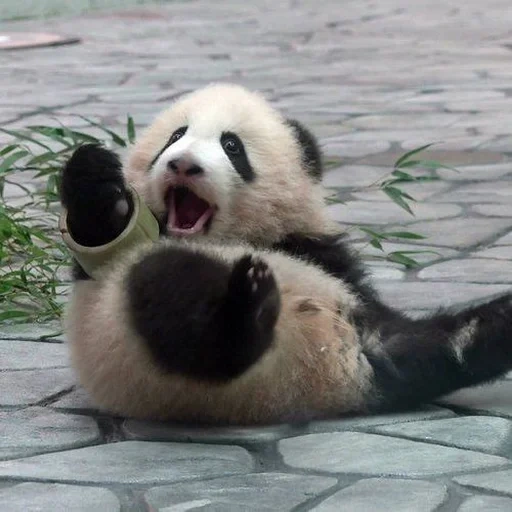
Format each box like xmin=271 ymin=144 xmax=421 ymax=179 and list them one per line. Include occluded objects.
xmin=0 ymin=144 xmax=18 ymax=157
xmin=0 ymin=310 xmax=30 ymax=322
xmin=0 ymin=127 xmax=54 ymax=152
xmin=0 ymin=150 xmax=30 ymax=174
xmin=382 ymin=186 xmax=415 ymax=215
xmin=394 ymin=143 xmax=436 ymax=168
xmin=79 ymin=116 xmax=127 ymax=147
xmin=386 ymin=252 xmax=420 ymax=268
xmin=127 ymin=115 xmax=136 ymax=144
xmin=383 ymin=231 xmax=426 ymax=240
xmin=27 ymin=126 xmax=73 ymax=148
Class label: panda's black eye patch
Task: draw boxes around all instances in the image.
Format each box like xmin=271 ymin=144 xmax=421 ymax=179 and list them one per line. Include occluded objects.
xmin=149 ymin=126 xmax=188 ymax=169
xmin=220 ymin=132 xmax=254 ymax=182
xmin=169 ymin=126 xmax=187 ymax=145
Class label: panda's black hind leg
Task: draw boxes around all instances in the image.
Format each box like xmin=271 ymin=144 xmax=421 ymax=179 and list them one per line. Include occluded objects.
xmin=128 ymin=247 xmax=280 ymax=381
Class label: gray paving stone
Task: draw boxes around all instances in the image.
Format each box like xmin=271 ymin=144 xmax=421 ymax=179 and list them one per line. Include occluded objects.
xmin=123 ymin=420 xmax=293 ymax=445
xmin=354 ymin=242 xmax=459 ymax=264
xmin=371 ymin=416 xmax=512 ymax=455
xmin=311 ymin=478 xmax=447 ymax=512
xmin=0 ymin=482 xmax=120 ymax=512
xmin=418 ymin=258 xmax=512 ymax=283
xmin=304 ymin=406 xmax=455 ymax=434
xmin=0 ymin=441 xmax=254 ymax=485
xmin=473 ymin=203 xmax=512 ymax=217
xmin=352 ymin=181 xmax=452 ymax=202
xmin=472 ymin=246 xmax=512 ymax=259
xmin=458 ymin=495 xmax=512 ymax=512
xmin=278 ymin=432 xmax=508 ymax=476
xmin=144 ymin=473 xmax=337 ymax=511
xmin=323 ymin=165 xmax=390 ymax=189
xmin=322 ymin=139 xmax=391 ymax=158
xmin=328 ymin=201 xmax=461 ymax=226
xmin=0 ymin=407 xmax=100 ymax=460
xmin=494 ymin=232 xmax=512 ymax=245
xmin=433 ymin=181 xmax=512 ymax=203
xmin=389 ymin=217 xmax=512 ymax=249
xmin=0 ymin=340 xmax=69 ymax=370
xmin=0 ymin=368 xmax=75 ymax=407
xmin=49 ymin=387 xmax=98 ymax=414
xmin=0 ymin=322 xmax=64 ymax=341
xmin=437 ymin=380 xmax=512 ymax=418
xmin=454 ymin=469 xmax=512 ymax=497
xmin=375 ymin=281 xmax=510 ymax=310
xmin=438 ymin=163 xmax=512 ymax=182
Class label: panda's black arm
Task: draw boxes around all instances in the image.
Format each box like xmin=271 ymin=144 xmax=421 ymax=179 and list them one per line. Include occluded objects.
xmin=60 ymin=144 xmax=133 ymax=248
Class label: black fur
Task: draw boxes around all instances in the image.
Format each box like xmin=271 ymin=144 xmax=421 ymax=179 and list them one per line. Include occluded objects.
xmin=286 ymin=119 xmax=323 ymax=181
xmin=60 ymin=144 xmax=133 ymax=248
xmin=366 ymin=293 xmax=512 ymax=412
xmin=275 ymin=231 xmax=512 ymax=412
xmin=221 ymin=132 xmax=255 ymax=182
xmin=127 ymin=247 xmax=280 ymax=381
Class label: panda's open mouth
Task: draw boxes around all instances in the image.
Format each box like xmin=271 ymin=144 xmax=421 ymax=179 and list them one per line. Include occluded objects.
xmin=166 ymin=186 xmax=215 ymax=235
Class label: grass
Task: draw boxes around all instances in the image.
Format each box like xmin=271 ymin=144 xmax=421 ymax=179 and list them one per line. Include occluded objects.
xmin=0 ymin=119 xmax=451 ymax=325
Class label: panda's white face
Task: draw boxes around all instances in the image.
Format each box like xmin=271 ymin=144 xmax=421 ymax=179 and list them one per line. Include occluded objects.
xmin=124 ymin=83 xmax=332 ymax=246
xmin=148 ymin=123 xmax=254 ymax=238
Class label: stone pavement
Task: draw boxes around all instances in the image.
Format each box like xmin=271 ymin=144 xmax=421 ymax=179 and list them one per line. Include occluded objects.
xmin=1 ymin=0 xmax=512 ymax=510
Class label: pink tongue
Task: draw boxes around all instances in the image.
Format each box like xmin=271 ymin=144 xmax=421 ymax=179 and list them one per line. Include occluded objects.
xmin=175 ymin=192 xmax=209 ymax=229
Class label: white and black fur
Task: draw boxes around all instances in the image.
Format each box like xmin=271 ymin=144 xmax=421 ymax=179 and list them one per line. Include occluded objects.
xmin=60 ymin=84 xmax=512 ymax=425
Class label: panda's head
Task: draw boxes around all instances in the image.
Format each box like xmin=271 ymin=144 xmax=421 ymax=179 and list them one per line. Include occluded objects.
xmin=125 ymin=84 xmax=334 ymax=245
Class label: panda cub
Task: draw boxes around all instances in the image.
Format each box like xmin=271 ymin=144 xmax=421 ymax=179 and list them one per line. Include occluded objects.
xmin=60 ymin=83 xmax=512 ymax=425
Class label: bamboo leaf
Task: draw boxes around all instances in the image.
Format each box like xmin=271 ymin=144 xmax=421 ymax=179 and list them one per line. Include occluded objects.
xmin=127 ymin=115 xmax=136 ymax=144
xmin=382 ymin=186 xmax=415 ymax=215
xmin=394 ymin=143 xmax=436 ymax=168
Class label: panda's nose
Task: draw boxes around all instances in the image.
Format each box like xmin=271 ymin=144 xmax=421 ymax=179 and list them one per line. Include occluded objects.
xmin=167 ymin=158 xmax=204 ymax=177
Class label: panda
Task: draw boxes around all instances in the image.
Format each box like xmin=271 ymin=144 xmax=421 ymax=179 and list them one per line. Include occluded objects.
xmin=60 ymin=83 xmax=512 ymax=425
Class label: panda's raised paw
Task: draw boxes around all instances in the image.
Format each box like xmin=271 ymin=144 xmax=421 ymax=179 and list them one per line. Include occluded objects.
xmin=227 ymin=255 xmax=281 ymax=337
xmin=60 ymin=144 xmax=132 ymax=247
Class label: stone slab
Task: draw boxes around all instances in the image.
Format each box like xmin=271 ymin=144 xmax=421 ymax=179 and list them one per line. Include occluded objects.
xmin=437 ymin=380 xmax=512 ymax=418
xmin=473 ymin=204 xmax=512 ymax=217
xmin=454 ymin=469 xmax=512 ymax=497
xmin=303 ymin=406 xmax=455 ymax=434
xmin=49 ymin=387 xmax=98 ymax=414
xmin=433 ymin=181 xmax=512 ymax=203
xmin=386 ymin=218 xmax=512 ymax=249
xmin=375 ymin=281 xmax=510 ymax=310
xmin=0 ymin=407 xmax=100 ymax=460
xmin=0 ymin=441 xmax=254 ymax=485
xmin=145 ymin=473 xmax=337 ymax=511
xmin=458 ymin=495 xmax=512 ymax=512
xmin=371 ymin=416 xmax=512 ymax=455
xmin=328 ymin=201 xmax=461 ymax=226
xmin=0 ymin=340 xmax=69 ymax=370
xmin=278 ymin=432 xmax=508 ymax=476
xmin=0 ymin=482 xmax=120 ymax=512
xmin=472 ymin=246 xmax=512 ymax=260
xmin=0 ymin=368 xmax=76 ymax=407
xmin=418 ymin=258 xmax=512 ymax=283
xmin=493 ymin=232 xmax=512 ymax=245
xmin=123 ymin=420 xmax=293 ymax=445
xmin=0 ymin=323 xmax=64 ymax=342
xmin=312 ymin=478 xmax=447 ymax=512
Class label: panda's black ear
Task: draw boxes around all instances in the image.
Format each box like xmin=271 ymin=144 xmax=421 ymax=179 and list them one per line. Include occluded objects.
xmin=286 ymin=119 xmax=323 ymax=181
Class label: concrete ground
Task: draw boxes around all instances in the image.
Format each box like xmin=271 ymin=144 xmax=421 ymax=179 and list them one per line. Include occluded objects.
xmin=1 ymin=0 xmax=512 ymax=510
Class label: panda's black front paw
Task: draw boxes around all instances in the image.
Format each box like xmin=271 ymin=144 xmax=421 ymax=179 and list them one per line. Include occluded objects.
xmin=227 ymin=255 xmax=281 ymax=341
xmin=60 ymin=144 xmax=132 ymax=246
